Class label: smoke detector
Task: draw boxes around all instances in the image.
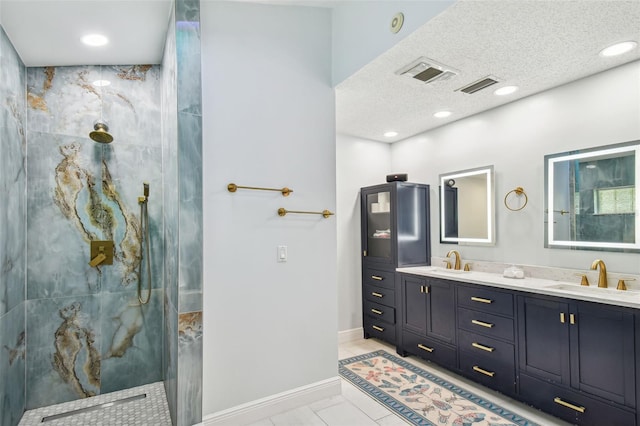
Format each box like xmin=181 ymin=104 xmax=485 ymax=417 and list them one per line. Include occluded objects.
xmin=396 ymin=57 xmax=459 ymax=84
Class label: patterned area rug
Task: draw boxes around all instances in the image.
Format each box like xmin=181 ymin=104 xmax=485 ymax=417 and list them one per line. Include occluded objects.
xmin=339 ymin=350 xmax=539 ymax=426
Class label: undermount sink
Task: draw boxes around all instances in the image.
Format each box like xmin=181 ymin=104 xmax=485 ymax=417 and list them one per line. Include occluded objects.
xmin=545 ymin=283 xmax=640 ymax=295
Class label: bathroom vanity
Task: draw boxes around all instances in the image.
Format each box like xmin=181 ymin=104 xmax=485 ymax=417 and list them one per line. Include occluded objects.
xmin=394 ymin=266 xmax=640 ymax=426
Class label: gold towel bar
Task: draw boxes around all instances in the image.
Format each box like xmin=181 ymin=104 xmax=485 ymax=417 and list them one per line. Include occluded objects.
xmin=278 ymin=208 xmax=334 ymax=218
xmin=228 ymin=183 xmax=293 ymax=196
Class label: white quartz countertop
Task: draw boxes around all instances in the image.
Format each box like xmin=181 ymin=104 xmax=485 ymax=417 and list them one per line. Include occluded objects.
xmin=396 ymin=266 xmax=640 ymax=310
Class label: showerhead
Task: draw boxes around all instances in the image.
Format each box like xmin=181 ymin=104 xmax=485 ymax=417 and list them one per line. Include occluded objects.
xmin=89 ymin=121 xmax=114 ymax=144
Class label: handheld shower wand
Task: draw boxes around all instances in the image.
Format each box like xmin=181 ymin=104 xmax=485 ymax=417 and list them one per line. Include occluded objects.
xmin=138 ymin=182 xmax=152 ymax=304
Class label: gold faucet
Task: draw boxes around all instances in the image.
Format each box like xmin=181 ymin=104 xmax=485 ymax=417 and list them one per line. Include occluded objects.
xmin=590 ymin=259 xmax=608 ymax=288
xmin=446 ymin=250 xmax=461 ymax=270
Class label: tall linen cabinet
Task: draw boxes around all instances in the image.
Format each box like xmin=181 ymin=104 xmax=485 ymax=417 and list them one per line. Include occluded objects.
xmin=360 ymin=182 xmax=431 ymax=345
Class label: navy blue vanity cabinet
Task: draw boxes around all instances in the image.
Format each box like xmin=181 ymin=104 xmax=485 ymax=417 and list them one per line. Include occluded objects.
xmin=363 ymin=267 xmax=397 ymax=343
xmin=397 ymin=273 xmax=457 ymax=370
xmin=457 ymin=284 xmax=517 ymax=396
xmin=361 ymin=182 xmax=430 ymax=345
xmin=518 ymin=294 xmax=636 ymax=425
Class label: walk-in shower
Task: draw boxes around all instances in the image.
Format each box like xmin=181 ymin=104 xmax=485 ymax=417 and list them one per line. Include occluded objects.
xmin=138 ymin=182 xmax=152 ymax=304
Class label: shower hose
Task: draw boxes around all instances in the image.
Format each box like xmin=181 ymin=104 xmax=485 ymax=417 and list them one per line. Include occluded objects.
xmin=138 ymin=198 xmax=152 ymax=304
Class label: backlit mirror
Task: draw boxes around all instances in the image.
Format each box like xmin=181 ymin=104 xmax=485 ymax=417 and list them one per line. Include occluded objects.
xmin=439 ymin=166 xmax=495 ymax=245
xmin=545 ymin=140 xmax=639 ymax=252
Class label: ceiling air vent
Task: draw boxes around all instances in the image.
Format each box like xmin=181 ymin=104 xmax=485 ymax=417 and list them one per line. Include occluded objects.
xmin=396 ymin=57 xmax=459 ymax=85
xmin=457 ymin=76 xmax=501 ymax=94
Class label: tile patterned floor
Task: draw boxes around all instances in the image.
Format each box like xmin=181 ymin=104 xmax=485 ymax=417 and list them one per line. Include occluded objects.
xmin=248 ymin=338 xmax=572 ymax=426
xmin=18 ymin=382 xmax=171 ymax=426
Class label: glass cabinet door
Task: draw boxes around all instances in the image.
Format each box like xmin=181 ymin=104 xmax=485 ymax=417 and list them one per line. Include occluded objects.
xmin=366 ymin=191 xmax=391 ymax=260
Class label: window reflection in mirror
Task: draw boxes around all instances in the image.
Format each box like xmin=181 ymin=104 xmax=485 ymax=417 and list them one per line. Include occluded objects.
xmin=439 ymin=166 xmax=495 ymax=245
xmin=545 ymin=140 xmax=640 ymax=252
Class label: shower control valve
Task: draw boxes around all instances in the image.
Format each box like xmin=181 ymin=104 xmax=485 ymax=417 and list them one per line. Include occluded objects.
xmin=89 ymin=240 xmax=114 ymax=267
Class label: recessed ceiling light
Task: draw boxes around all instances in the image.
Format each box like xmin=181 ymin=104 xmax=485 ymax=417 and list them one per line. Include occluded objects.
xmin=494 ymin=86 xmax=519 ymax=96
xmin=384 ymin=131 xmax=398 ymax=137
xmin=93 ymin=80 xmax=111 ymax=87
xmin=433 ymin=111 xmax=452 ymax=118
xmin=599 ymin=41 xmax=638 ymax=57
xmin=81 ymin=34 xmax=109 ymax=47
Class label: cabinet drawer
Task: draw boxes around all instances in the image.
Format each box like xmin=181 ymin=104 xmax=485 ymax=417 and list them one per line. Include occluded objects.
xmin=457 ymin=285 xmax=513 ymax=316
xmin=363 ymin=267 xmax=395 ymax=290
xmin=459 ymin=350 xmax=516 ymax=395
xmin=520 ymin=373 xmax=636 ymax=426
xmin=364 ymin=318 xmax=396 ymax=343
xmin=458 ymin=307 xmax=514 ymax=342
xmin=364 ymin=284 xmax=395 ymax=307
xmin=457 ymin=329 xmax=514 ymax=366
xmin=401 ymin=331 xmax=457 ymax=370
xmin=364 ymin=299 xmax=395 ymax=324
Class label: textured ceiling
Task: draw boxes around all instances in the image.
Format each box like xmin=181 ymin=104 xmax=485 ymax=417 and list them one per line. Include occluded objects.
xmin=336 ymin=0 xmax=640 ymax=143
xmin=2 ymin=0 xmax=638 ymax=141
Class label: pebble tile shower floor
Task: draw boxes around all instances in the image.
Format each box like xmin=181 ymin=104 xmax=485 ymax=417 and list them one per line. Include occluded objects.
xmin=18 ymin=382 xmax=171 ymax=426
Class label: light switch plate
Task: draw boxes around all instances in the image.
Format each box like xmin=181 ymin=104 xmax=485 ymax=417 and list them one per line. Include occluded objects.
xmin=277 ymin=245 xmax=287 ymax=262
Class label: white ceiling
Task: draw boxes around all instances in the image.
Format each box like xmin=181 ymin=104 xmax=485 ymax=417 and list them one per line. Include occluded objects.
xmin=0 ymin=0 xmax=173 ymax=66
xmin=336 ymin=0 xmax=640 ymax=142
xmin=1 ymin=0 xmax=638 ymax=144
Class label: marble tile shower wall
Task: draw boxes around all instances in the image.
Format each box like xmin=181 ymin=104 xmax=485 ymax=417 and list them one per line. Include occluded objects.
xmin=0 ymin=24 xmax=27 ymax=426
xmin=176 ymin=1 xmax=203 ymax=426
xmin=162 ymin=4 xmax=179 ymax=425
xmin=24 ymin=65 xmax=164 ymax=409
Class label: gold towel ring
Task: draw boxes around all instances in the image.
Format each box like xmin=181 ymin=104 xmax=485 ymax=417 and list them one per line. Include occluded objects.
xmin=504 ymin=187 xmax=528 ymax=211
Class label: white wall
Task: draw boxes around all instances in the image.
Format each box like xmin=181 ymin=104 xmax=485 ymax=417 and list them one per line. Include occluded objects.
xmin=201 ymin=1 xmax=336 ymax=415
xmin=331 ymin=0 xmax=454 ymax=85
xmin=391 ymin=61 xmax=640 ymax=274
xmin=336 ymin=135 xmax=391 ymax=332
xmin=336 ymin=61 xmax=640 ymax=332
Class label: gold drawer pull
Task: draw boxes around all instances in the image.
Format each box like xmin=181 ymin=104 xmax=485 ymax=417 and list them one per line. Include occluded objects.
xmin=570 ymin=313 xmax=576 ymax=325
xmin=420 ymin=285 xmax=430 ymax=293
xmin=560 ymin=312 xmax=566 ymax=323
xmin=371 ymin=292 xmax=383 ymax=298
xmin=471 ymin=319 xmax=494 ymax=328
xmin=472 ymin=342 xmax=495 ymax=352
xmin=371 ymin=275 xmax=384 ymax=281
xmin=553 ymin=397 xmax=585 ymax=413
xmin=372 ymin=325 xmax=384 ymax=332
xmin=472 ymin=366 xmax=495 ymax=377
xmin=417 ymin=344 xmax=434 ymax=353
xmin=371 ymin=308 xmax=383 ymax=315
xmin=471 ymin=297 xmax=493 ymax=304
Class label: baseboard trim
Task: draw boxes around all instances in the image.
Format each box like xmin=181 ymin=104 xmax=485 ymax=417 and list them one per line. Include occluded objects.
xmin=338 ymin=327 xmax=363 ymax=344
xmin=200 ymin=377 xmax=341 ymax=425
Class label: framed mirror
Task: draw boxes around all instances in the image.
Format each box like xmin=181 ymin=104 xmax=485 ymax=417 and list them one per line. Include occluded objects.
xmin=439 ymin=165 xmax=495 ymax=245
xmin=545 ymin=140 xmax=639 ymax=252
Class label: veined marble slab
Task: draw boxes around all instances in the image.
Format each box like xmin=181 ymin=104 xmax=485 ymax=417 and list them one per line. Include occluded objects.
xmin=398 ymin=262 xmax=640 ymax=310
